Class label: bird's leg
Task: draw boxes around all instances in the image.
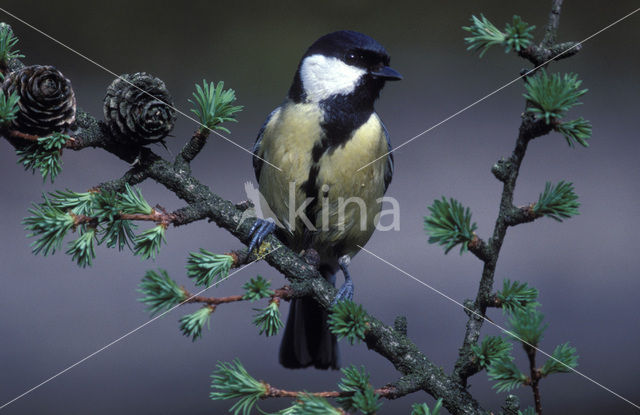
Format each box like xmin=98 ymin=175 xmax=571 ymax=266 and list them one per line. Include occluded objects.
xmin=248 ymin=217 xmax=276 ymax=253
xmin=332 ymin=255 xmax=354 ymax=305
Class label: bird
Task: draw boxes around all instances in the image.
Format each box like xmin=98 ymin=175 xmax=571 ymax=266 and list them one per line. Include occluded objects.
xmin=249 ymin=30 xmax=400 ymax=370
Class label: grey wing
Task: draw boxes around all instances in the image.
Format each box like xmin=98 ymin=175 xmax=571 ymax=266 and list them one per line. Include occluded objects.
xmin=381 ymin=121 xmax=394 ymax=192
xmin=252 ymin=108 xmax=279 ymax=182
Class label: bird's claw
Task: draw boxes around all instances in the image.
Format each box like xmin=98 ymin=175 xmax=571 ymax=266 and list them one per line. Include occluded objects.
xmin=332 ymin=279 xmax=354 ymax=306
xmin=248 ymin=218 xmax=276 ymax=253
xmin=332 ymin=255 xmax=354 ymax=305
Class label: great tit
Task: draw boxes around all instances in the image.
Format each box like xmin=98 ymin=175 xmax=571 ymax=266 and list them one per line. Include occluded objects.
xmin=250 ymin=30 xmax=400 ymax=369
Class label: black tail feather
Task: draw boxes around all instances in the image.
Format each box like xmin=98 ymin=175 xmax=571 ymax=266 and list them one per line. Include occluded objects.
xmin=279 ymin=265 xmax=339 ymax=370
xmin=279 ymin=296 xmax=339 ymax=369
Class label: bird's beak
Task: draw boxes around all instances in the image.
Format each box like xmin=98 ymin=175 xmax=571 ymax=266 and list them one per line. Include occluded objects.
xmin=371 ymin=66 xmax=402 ymax=81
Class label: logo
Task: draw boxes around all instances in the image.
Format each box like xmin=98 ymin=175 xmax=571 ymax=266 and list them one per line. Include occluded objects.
xmin=238 ymin=181 xmax=400 ymax=232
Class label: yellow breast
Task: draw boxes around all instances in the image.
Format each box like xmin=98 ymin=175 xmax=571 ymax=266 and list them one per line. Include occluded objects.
xmin=257 ymin=102 xmax=389 ymax=259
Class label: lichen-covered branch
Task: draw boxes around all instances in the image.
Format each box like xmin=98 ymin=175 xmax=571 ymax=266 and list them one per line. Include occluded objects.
xmin=516 ymin=0 xmax=581 ymax=68
xmin=174 ymin=129 xmax=210 ymax=173
xmin=525 ymin=345 xmax=543 ymax=414
xmin=518 ymin=41 xmax=582 ymax=67
xmin=542 ymin=0 xmax=564 ymax=47
xmin=468 ymin=235 xmax=492 ymax=263
xmin=6 ymin=129 xmax=79 ymax=144
xmin=452 ymin=0 xmax=578 ymax=387
xmin=1 ymin=1 xmax=582 ymax=411
xmin=452 ymin=111 xmax=555 ymax=384
xmin=262 ymin=384 xmax=398 ymax=399
xmin=94 ymin=167 xmax=149 ymax=194
xmin=2 ymin=63 xmax=485 ymax=415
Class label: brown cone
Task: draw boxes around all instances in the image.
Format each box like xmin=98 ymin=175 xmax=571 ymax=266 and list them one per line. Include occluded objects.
xmin=2 ymin=65 xmax=76 ymax=135
xmin=103 ymin=72 xmax=176 ymax=145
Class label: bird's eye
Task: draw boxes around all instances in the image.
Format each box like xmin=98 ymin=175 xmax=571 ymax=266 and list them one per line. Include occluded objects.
xmin=346 ymin=52 xmax=358 ymax=62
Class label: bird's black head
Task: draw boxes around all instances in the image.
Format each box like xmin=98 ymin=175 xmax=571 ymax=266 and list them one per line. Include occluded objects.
xmin=288 ymin=30 xmax=401 ymax=105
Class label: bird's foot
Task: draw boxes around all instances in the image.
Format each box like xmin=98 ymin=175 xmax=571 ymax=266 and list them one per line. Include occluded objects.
xmin=332 ymin=279 xmax=354 ymax=305
xmin=332 ymin=255 xmax=354 ymax=305
xmin=248 ymin=217 xmax=276 ymax=253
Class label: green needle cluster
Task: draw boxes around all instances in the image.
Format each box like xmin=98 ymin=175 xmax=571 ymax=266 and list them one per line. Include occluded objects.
xmin=487 ymin=358 xmax=528 ymax=392
xmin=133 ymin=225 xmax=166 ymax=260
xmin=210 ymin=359 xmax=267 ymax=415
xmin=497 ymin=279 xmax=539 ymax=313
xmin=337 ymin=365 xmax=381 ymax=414
xmin=0 ymin=89 xmax=19 ymax=125
xmin=252 ymin=299 xmax=283 ymax=337
xmin=464 ymin=14 xmax=535 ymax=57
xmin=0 ymin=23 xmax=24 ymax=65
xmin=242 ymin=275 xmax=274 ymax=301
xmin=480 ymin=284 xmax=579 ymax=394
xmin=138 ymin=269 xmax=186 ymax=315
xmin=189 ymin=80 xmax=243 ymax=133
xmin=16 ymin=133 xmax=69 ymax=183
xmin=533 ymin=181 xmax=580 ymax=222
xmin=524 ymin=71 xmax=592 ymax=147
xmin=186 ymin=249 xmax=234 ymax=287
xmin=524 ymin=71 xmax=587 ymax=124
xmin=471 ymin=336 xmax=513 ymax=370
xmin=179 ymin=306 xmax=214 ymax=341
xmin=411 ymin=399 xmax=444 ymax=415
xmin=328 ymin=300 xmax=369 ymax=345
xmin=424 ymin=197 xmax=477 ymax=254
xmin=279 ymin=394 xmax=343 ymax=415
xmin=540 ymin=343 xmax=579 ymax=376
xmin=22 ymin=184 xmax=165 ymax=267
xmin=209 ymin=360 xmax=385 ymax=415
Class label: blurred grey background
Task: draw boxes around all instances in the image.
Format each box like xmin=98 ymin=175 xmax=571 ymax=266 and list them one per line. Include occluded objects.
xmin=0 ymin=0 xmax=638 ymax=414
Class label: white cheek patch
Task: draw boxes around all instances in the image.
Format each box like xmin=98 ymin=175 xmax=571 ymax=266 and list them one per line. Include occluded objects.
xmin=300 ymin=54 xmax=366 ymax=102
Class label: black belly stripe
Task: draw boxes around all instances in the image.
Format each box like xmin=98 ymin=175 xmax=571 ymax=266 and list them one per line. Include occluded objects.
xmin=299 ymin=88 xmax=378 ymax=232
xmin=301 ymin=163 xmax=320 ymax=226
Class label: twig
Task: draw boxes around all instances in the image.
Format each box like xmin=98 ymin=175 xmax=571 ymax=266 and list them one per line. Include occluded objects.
xmin=518 ymin=41 xmax=582 ymax=67
xmin=1 ymin=2 xmax=579 ymax=411
xmin=94 ymin=167 xmax=149 ymax=194
xmin=120 ymin=210 xmax=175 ymax=226
xmin=542 ymin=0 xmax=564 ymax=47
xmin=487 ymin=294 xmax=503 ymax=308
xmin=6 ymin=129 xmax=78 ymax=144
xmin=69 ymin=213 xmax=98 ymax=229
xmin=503 ymin=204 xmax=538 ymax=226
xmin=7 ymin=130 xmax=76 ymax=145
xmin=516 ymin=0 xmax=580 ymax=69
xmin=452 ymin=111 xmax=548 ymax=385
xmin=71 ymin=208 xmax=177 ymax=228
xmin=501 ymin=395 xmax=522 ymax=415
xmin=452 ymin=0 xmax=572 ymax=386
xmin=0 ymin=45 xmax=487 ymax=414
xmin=174 ymin=129 xmax=210 ymax=173
xmin=262 ymin=383 xmax=397 ymax=399
xmin=525 ymin=345 xmax=543 ymax=414
xmin=64 ymin=109 xmax=484 ymax=413
xmin=185 ymin=286 xmax=295 ymax=306
xmin=467 ymin=235 xmax=492 ymax=263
